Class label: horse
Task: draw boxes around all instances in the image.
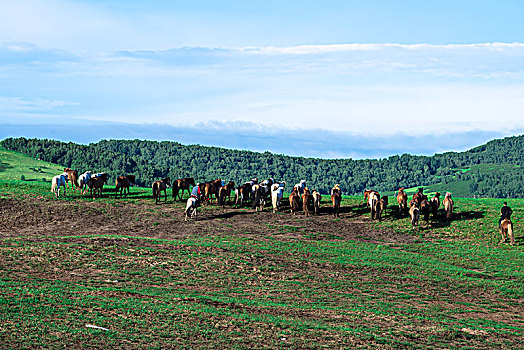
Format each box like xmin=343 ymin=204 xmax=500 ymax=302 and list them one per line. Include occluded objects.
xmin=499 ymin=219 xmax=515 ymax=246
xmin=271 ymin=182 xmax=285 ymax=213
xmin=331 ymin=187 xmax=341 ymax=218
xmin=50 ymin=173 xmax=67 ymax=198
xmin=376 ymin=196 xmax=389 ymax=221
xmin=312 ymin=190 xmax=322 ymax=215
xmin=302 ymin=188 xmax=311 ymax=217
xmin=218 ymin=181 xmax=235 ymax=207
xmin=412 ymin=187 xmax=424 ymax=206
xmin=252 ymin=184 xmax=270 ymax=212
xmin=64 ymin=168 xmax=80 ymax=190
xmin=368 ymin=190 xmax=380 ymax=220
xmin=234 ymin=183 xmax=251 ymax=208
xmin=78 ymin=171 xmax=92 ymax=194
xmin=152 ymin=177 xmax=171 ymax=203
xmin=420 ymin=196 xmax=431 ymax=223
xmin=204 ymin=179 xmax=222 ymax=203
xmin=174 ymin=177 xmax=196 ymax=201
xmin=185 ymin=196 xmax=201 ymax=221
xmin=289 ymin=187 xmax=300 ymax=215
xmin=430 ymin=192 xmax=441 ymax=218
xmin=92 ymin=172 xmax=108 ymax=184
xmin=409 ymin=202 xmax=420 ymax=231
xmin=443 ymin=192 xmax=454 ymax=220
xmin=397 ymin=188 xmax=408 ymax=217
xmin=115 ymin=175 xmax=135 ymax=198
xmin=87 ymin=176 xmax=105 ymax=198
xmin=294 ymin=180 xmax=307 ymax=196
xmin=364 ymin=189 xmax=375 ymax=206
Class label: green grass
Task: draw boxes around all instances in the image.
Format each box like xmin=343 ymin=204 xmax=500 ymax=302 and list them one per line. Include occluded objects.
xmin=0 ymin=146 xmax=65 ymax=181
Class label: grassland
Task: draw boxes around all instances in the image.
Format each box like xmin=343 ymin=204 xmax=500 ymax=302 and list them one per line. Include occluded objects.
xmin=0 ymin=146 xmax=64 ymax=182
xmin=0 ymin=152 xmax=522 ymax=349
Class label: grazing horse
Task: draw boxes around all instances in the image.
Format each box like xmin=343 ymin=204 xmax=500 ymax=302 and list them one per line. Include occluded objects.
xmin=174 ymin=177 xmax=196 ymax=201
xmin=152 ymin=177 xmax=171 ymax=203
xmin=289 ymin=187 xmax=300 ymax=215
xmin=376 ymin=196 xmax=389 ymax=221
xmin=51 ymin=173 xmax=68 ymax=198
xmin=397 ymin=188 xmax=408 ymax=217
xmin=185 ymin=196 xmax=201 ymax=221
xmin=294 ymin=180 xmax=307 ymax=196
xmin=204 ymin=179 xmax=222 ymax=204
xmin=331 ymin=187 xmax=341 ymax=218
xmin=218 ymin=181 xmax=235 ymax=207
xmin=312 ymin=190 xmax=322 ymax=215
xmin=368 ymin=190 xmax=380 ymax=220
xmin=271 ymin=182 xmax=285 ymax=213
xmin=499 ymin=219 xmax=515 ymax=246
xmin=409 ymin=202 xmax=420 ymax=231
xmin=443 ymin=192 xmax=454 ymax=220
xmin=64 ymin=168 xmax=80 ymax=190
xmin=430 ymin=192 xmax=441 ymax=217
xmin=87 ymin=176 xmax=105 ymax=198
xmin=78 ymin=171 xmax=92 ymax=195
xmin=252 ymin=184 xmax=270 ymax=212
xmin=115 ymin=175 xmax=135 ymax=198
xmin=302 ymin=188 xmax=311 ymax=217
xmin=420 ymin=196 xmax=431 ymax=223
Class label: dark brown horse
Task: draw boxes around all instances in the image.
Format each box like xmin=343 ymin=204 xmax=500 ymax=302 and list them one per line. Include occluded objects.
xmin=173 ymin=177 xmax=196 ymax=201
xmin=64 ymin=168 xmax=80 ymax=190
xmin=420 ymin=196 xmax=431 ymax=223
xmin=302 ymin=188 xmax=311 ymax=217
xmin=331 ymin=187 xmax=341 ymax=218
xmin=152 ymin=177 xmax=171 ymax=203
xmin=430 ymin=192 xmax=441 ymax=217
xmin=234 ymin=183 xmax=251 ymax=207
xmin=218 ymin=181 xmax=235 ymax=207
xmin=204 ymin=179 xmax=222 ymax=203
xmin=115 ymin=175 xmax=135 ymax=198
xmin=289 ymin=187 xmax=300 ymax=215
xmin=87 ymin=176 xmax=105 ymax=198
xmin=376 ymin=195 xmax=389 ymax=221
xmin=411 ymin=187 xmax=424 ymax=207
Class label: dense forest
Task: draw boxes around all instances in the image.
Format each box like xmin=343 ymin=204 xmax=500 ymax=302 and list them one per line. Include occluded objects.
xmin=1 ymin=135 xmax=523 ymax=198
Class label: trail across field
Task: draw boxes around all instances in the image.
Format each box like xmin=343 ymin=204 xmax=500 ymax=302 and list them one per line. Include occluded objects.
xmin=0 ymin=182 xmax=522 ymax=349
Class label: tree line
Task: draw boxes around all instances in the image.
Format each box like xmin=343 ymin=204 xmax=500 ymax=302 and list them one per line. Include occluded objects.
xmin=1 ymin=135 xmax=522 ymax=198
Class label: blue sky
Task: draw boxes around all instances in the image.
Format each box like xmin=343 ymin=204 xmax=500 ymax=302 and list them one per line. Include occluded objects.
xmin=0 ymin=0 xmax=523 ymax=158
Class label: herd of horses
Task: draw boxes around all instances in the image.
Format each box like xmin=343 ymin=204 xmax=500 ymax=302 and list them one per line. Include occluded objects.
xmin=48 ymin=169 xmax=514 ymax=245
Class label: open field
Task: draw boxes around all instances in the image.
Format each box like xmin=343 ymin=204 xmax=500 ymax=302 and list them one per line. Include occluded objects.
xmin=0 ymin=147 xmax=64 ymax=182
xmin=0 ymin=179 xmax=522 ymax=349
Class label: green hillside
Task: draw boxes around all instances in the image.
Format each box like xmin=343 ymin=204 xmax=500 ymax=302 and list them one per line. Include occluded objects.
xmin=0 ymin=146 xmax=64 ymax=181
xmin=1 ymin=135 xmax=523 ymax=198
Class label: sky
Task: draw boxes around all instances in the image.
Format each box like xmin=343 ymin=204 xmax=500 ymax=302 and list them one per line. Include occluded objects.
xmin=0 ymin=0 xmax=523 ymax=158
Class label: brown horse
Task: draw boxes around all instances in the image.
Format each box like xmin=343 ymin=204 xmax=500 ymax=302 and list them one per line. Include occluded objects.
xmin=331 ymin=187 xmax=341 ymax=218
xmin=420 ymin=196 xmax=430 ymax=223
xmin=430 ymin=192 xmax=441 ymax=217
xmin=174 ymin=177 xmax=196 ymax=201
xmin=218 ymin=181 xmax=235 ymax=207
xmin=152 ymin=177 xmax=171 ymax=203
xmin=376 ymin=196 xmax=389 ymax=221
xmin=363 ymin=189 xmax=375 ymax=206
xmin=234 ymin=184 xmax=251 ymax=208
xmin=443 ymin=192 xmax=454 ymax=220
xmin=87 ymin=176 xmax=105 ymax=198
xmin=499 ymin=219 xmax=515 ymax=246
xmin=289 ymin=187 xmax=300 ymax=215
xmin=64 ymin=168 xmax=80 ymax=190
xmin=412 ymin=187 xmax=424 ymax=206
xmin=397 ymin=188 xmax=408 ymax=217
xmin=203 ymin=179 xmax=222 ymax=204
xmin=312 ymin=190 xmax=321 ymax=215
xmin=115 ymin=175 xmax=135 ymax=198
xmin=302 ymin=188 xmax=311 ymax=217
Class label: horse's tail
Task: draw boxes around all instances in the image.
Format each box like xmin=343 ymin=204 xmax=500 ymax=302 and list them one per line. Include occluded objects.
xmin=507 ymin=222 xmax=515 ymax=245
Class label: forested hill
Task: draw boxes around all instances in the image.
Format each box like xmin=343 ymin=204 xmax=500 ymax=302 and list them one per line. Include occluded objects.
xmin=1 ymin=135 xmax=523 ymax=198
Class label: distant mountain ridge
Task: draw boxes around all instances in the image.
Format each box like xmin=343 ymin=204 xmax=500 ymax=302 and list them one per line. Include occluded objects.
xmin=1 ymin=135 xmax=522 ymax=198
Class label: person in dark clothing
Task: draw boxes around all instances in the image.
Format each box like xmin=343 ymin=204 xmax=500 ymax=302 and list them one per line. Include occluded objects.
xmin=499 ymin=202 xmax=513 ymax=227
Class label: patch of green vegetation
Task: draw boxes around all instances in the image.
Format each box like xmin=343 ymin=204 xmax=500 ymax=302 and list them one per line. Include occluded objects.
xmin=0 ymin=146 xmax=64 ymax=181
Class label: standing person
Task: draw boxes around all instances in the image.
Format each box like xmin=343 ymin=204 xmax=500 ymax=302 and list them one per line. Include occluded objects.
xmin=499 ymin=202 xmax=513 ymax=227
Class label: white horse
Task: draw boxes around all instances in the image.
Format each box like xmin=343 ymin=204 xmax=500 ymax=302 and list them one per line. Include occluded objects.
xmin=271 ymin=182 xmax=285 ymax=213
xmin=294 ymin=180 xmax=307 ymax=195
xmin=185 ymin=196 xmax=200 ymax=221
xmin=312 ymin=190 xmax=322 ymax=215
xmin=78 ymin=171 xmax=92 ymax=194
xmin=51 ymin=173 xmax=68 ymax=198
xmin=368 ymin=191 xmax=380 ymax=219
